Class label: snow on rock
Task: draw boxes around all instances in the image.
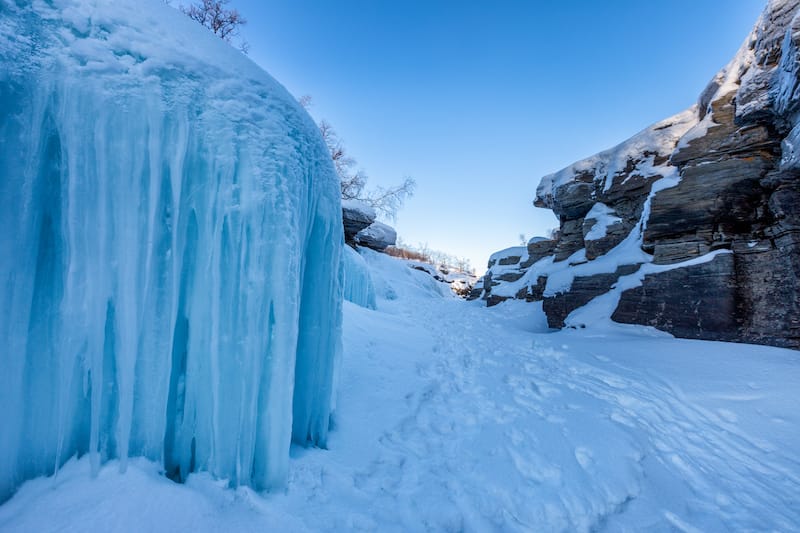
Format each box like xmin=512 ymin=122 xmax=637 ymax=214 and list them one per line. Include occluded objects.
xmin=0 ymin=0 xmax=343 ymax=501
xmin=488 ymin=245 xmax=528 ymax=267
xmin=564 ymin=249 xmax=733 ymax=329
xmin=341 ymin=199 xmax=377 ymax=220
xmin=475 ymin=240 xmax=558 ymax=306
xmin=355 ymin=221 xmax=397 ymax=251
xmin=400 ymin=259 xmax=477 ymax=298
xmin=774 ymin=9 xmax=800 ymax=170
xmin=442 ymin=269 xmax=478 ymax=298
xmin=583 ymin=203 xmax=623 ymax=241
xmin=535 ymin=108 xmax=697 ymax=210
xmin=341 ymin=200 xmax=376 ymax=243
xmin=484 ymin=0 xmax=800 ymax=348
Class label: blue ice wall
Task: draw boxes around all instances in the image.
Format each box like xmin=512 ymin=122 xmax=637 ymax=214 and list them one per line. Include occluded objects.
xmin=0 ymin=0 xmax=343 ymax=500
xmin=341 ymin=246 xmax=378 ymax=310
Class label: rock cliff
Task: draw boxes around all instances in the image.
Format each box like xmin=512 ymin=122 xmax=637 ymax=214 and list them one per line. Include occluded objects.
xmin=475 ymin=0 xmax=800 ymax=349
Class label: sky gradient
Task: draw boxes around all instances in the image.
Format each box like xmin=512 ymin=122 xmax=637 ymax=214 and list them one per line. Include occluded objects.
xmin=236 ymin=0 xmax=764 ymax=272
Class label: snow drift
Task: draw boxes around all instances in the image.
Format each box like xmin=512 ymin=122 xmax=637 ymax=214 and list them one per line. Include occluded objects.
xmin=0 ymin=0 xmax=343 ymax=501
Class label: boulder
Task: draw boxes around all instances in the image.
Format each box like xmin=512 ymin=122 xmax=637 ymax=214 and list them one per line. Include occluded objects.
xmin=342 ymin=200 xmax=376 ymax=244
xmin=355 ymin=221 xmax=397 ymax=252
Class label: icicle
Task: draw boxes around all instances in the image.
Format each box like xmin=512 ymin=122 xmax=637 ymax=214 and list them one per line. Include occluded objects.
xmin=0 ymin=0 xmax=343 ymax=502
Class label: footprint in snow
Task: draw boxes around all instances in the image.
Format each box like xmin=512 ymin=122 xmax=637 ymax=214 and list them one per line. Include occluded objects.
xmin=574 ymin=447 xmax=594 ymax=470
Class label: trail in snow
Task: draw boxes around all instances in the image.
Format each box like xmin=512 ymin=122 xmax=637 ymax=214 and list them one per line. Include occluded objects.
xmin=272 ymin=251 xmax=799 ymax=532
xmin=310 ymin=251 xmax=799 ymax=532
xmin=1 ymin=251 xmax=798 ymax=532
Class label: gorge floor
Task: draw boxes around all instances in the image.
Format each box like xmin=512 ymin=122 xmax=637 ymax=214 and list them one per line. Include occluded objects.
xmin=1 ymin=253 xmax=798 ymax=532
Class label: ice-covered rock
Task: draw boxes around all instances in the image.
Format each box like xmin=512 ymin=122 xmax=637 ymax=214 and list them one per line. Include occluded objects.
xmin=0 ymin=0 xmax=343 ymax=501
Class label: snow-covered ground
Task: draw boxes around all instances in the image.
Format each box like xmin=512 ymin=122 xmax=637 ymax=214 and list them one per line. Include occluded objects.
xmin=1 ymin=251 xmax=798 ymax=532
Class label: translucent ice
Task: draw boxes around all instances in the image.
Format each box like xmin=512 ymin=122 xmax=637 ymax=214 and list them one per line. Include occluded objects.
xmin=341 ymin=246 xmax=378 ymax=309
xmin=0 ymin=0 xmax=343 ymax=501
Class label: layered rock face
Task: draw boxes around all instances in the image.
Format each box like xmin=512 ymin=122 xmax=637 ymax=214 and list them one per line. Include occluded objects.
xmin=477 ymin=0 xmax=800 ymax=349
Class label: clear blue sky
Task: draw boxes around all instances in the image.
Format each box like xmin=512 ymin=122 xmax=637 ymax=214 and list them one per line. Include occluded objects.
xmin=236 ymin=0 xmax=764 ymax=272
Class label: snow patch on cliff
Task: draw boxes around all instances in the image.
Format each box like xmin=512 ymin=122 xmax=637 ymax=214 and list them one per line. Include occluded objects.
xmin=536 ymin=108 xmax=697 ymax=205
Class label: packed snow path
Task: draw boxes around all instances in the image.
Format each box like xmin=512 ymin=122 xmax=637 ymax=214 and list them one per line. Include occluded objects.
xmin=329 ymin=279 xmax=799 ymax=531
xmin=1 ymin=252 xmax=798 ymax=532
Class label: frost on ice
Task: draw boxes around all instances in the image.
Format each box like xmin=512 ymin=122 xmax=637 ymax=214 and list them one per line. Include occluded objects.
xmin=0 ymin=0 xmax=343 ymax=501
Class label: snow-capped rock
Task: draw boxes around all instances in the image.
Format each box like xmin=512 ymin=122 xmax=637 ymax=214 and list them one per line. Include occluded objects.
xmin=355 ymin=221 xmax=397 ymax=251
xmin=479 ymin=0 xmax=800 ymax=349
xmin=342 ymin=199 xmax=377 ymax=244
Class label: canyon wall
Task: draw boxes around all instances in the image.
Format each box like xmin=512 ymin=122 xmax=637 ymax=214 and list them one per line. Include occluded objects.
xmin=475 ymin=0 xmax=800 ymax=349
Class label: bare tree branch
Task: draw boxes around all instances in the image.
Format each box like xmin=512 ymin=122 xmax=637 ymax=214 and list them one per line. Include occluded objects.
xmin=299 ymin=96 xmax=416 ymax=220
xmin=181 ymin=0 xmax=249 ymax=53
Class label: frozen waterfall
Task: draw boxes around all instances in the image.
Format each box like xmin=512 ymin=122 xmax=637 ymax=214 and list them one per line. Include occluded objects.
xmin=342 ymin=246 xmax=378 ymax=310
xmin=0 ymin=0 xmax=343 ymax=501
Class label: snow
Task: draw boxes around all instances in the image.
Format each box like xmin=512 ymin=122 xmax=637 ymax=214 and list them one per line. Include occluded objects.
xmin=486 ymin=217 xmax=649 ymax=300
xmin=536 ymin=108 xmax=697 ymax=204
xmin=528 ymin=236 xmax=549 ymax=244
xmin=355 ymin=221 xmax=397 ymax=249
xmin=341 ymin=199 xmax=377 ymax=221
xmin=564 ymin=249 xmax=733 ymax=330
xmin=781 ymin=121 xmax=800 ymax=170
xmin=547 ymin=164 xmax=685 ymax=298
xmin=0 ymin=0 xmax=342 ymax=499
xmin=360 ymin=247 xmax=452 ymax=301
xmin=2 ymin=0 xmax=799 ymax=530
xmin=775 ymin=11 xmax=800 ymax=170
xmin=676 ymin=26 xmax=756 ymax=151
xmin=2 ymin=251 xmax=798 ymax=532
xmin=583 ymin=203 xmax=622 ymax=241
xmin=489 ymin=165 xmax=684 ymax=302
xmin=442 ymin=270 xmax=478 ymax=296
xmin=489 ymin=245 xmax=528 ymax=264
xmin=716 ymin=38 xmax=757 ymax=112
xmin=773 ymin=10 xmax=800 ymax=117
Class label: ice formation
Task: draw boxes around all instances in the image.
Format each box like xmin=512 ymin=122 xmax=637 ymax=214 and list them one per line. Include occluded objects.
xmin=0 ymin=0 xmax=343 ymax=501
xmin=341 ymin=247 xmax=378 ymax=309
